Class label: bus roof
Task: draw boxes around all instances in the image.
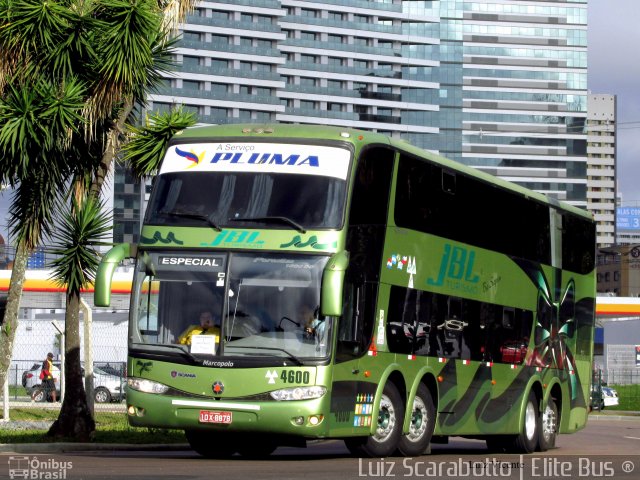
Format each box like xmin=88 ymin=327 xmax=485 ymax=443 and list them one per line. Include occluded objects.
xmin=171 ymin=123 xmax=593 ymax=222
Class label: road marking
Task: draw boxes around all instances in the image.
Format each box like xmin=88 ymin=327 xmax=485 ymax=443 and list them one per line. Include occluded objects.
xmin=623 ymin=436 xmax=640 ymax=440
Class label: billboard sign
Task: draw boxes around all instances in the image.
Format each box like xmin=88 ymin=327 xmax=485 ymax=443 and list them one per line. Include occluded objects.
xmin=617 ymin=207 xmax=640 ymax=230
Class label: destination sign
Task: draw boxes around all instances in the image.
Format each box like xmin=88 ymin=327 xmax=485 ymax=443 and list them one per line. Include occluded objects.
xmin=160 ymin=142 xmax=351 ymax=180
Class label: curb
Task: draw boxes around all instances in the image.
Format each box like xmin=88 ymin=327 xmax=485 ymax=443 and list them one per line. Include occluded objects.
xmin=0 ymin=443 xmax=191 ymax=454
xmin=588 ymin=414 xmax=640 ymax=421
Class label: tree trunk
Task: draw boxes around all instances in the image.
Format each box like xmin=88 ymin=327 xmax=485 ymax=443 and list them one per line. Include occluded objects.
xmin=47 ymin=293 xmax=95 ymax=441
xmin=0 ymin=241 xmax=29 ymax=389
xmin=90 ymin=99 xmax=133 ymax=200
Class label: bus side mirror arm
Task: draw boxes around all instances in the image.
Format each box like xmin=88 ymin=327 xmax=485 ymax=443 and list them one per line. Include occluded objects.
xmin=94 ymin=243 xmax=136 ymax=307
xmin=321 ymin=250 xmax=349 ymax=317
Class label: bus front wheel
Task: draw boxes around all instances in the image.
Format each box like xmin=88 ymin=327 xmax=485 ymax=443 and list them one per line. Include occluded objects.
xmin=237 ymin=439 xmax=278 ymax=458
xmin=185 ymin=430 xmax=238 ymax=458
xmin=344 ymin=382 xmax=404 ymax=457
xmin=397 ymin=383 xmax=435 ymax=456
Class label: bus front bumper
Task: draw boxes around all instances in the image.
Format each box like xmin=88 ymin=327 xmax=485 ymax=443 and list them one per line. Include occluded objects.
xmin=126 ymin=389 xmax=330 ymax=437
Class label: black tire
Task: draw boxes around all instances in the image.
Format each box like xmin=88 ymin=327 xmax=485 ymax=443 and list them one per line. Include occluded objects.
xmin=486 ymin=435 xmax=510 ymax=453
xmin=237 ymin=440 xmax=278 ymax=458
xmin=538 ymin=397 xmax=558 ymax=452
xmin=397 ymin=383 xmax=435 ymax=456
xmin=344 ymin=382 xmax=405 ymax=458
xmin=513 ymin=390 xmax=539 ymax=453
xmin=185 ymin=430 xmax=238 ymax=458
xmin=94 ymin=387 xmax=111 ymax=404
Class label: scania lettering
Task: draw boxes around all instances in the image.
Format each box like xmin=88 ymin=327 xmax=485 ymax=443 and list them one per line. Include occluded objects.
xmin=95 ymin=124 xmax=595 ymax=459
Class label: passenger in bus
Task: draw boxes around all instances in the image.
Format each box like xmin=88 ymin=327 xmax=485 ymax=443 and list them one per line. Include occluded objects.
xmin=177 ymin=309 xmax=220 ymax=345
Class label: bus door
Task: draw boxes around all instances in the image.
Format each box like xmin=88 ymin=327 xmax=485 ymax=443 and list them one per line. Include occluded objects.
xmin=328 ymin=145 xmax=394 ymax=434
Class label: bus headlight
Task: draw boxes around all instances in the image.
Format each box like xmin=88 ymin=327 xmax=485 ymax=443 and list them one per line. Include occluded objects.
xmin=270 ymin=386 xmax=326 ymax=401
xmin=127 ymin=377 xmax=169 ymax=395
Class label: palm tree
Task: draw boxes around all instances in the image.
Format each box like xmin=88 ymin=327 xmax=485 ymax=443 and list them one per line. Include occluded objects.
xmin=0 ymin=0 xmax=195 ymax=440
xmin=0 ymin=74 xmax=85 ymax=396
xmin=48 ymin=196 xmax=112 ymax=439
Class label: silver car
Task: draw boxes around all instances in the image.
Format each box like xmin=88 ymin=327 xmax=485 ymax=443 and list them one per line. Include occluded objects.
xmin=25 ymin=364 xmax=125 ymax=403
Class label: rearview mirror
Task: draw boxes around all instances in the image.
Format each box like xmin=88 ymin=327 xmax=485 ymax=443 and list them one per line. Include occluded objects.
xmin=320 ymin=250 xmax=349 ymax=317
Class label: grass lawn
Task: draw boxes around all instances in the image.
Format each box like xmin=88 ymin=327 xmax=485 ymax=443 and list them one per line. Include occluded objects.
xmin=604 ymin=384 xmax=640 ymax=412
xmin=0 ymin=408 xmax=186 ymax=444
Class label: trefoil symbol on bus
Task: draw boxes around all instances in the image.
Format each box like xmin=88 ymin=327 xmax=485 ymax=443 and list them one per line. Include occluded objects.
xmin=265 ymin=370 xmax=278 ymax=384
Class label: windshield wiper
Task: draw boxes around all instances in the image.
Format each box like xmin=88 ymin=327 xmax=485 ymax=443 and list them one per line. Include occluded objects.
xmin=143 ymin=343 xmax=201 ymax=365
xmin=229 ymin=216 xmax=306 ymax=234
xmin=158 ymin=209 xmax=222 ymax=231
xmin=224 ymin=345 xmax=303 ymax=365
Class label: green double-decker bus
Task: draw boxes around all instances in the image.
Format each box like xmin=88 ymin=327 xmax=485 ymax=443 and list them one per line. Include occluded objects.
xmin=94 ymin=124 xmax=595 ymax=458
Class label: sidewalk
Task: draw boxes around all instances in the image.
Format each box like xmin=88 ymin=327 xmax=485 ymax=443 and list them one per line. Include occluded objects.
xmin=588 ymin=410 xmax=640 ymax=420
xmin=0 ymin=442 xmax=191 ymax=454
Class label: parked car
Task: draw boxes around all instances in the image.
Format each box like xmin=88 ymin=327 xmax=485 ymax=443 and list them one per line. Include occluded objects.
xmin=600 ymin=386 xmax=620 ymax=409
xmin=591 ymin=383 xmax=619 ymax=410
xmin=24 ymin=363 xmax=125 ymax=403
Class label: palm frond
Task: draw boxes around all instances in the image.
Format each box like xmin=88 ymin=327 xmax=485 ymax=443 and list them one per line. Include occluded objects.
xmin=89 ymin=0 xmax=162 ymax=119
xmin=9 ymin=166 xmax=65 ymax=250
xmin=123 ymin=108 xmax=196 ymax=179
xmin=159 ymin=0 xmax=195 ymax=33
xmin=49 ymin=194 xmax=113 ymax=297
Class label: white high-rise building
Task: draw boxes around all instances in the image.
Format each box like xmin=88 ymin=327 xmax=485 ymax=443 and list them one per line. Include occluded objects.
xmin=587 ymin=94 xmax=617 ymax=247
xmin=116 ymin=1 xmax=590 ymax=242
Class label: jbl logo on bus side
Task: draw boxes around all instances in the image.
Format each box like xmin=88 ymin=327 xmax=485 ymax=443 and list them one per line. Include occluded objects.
xmin=427 ymin=244 xmax=480 ymax=287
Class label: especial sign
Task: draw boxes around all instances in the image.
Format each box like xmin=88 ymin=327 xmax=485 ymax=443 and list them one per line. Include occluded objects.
xmin=154 ymin=254 xmax=227 ymax=272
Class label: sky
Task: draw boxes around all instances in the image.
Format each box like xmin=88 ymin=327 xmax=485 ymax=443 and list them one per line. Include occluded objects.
xmin=0 ymin=1 xmax=637 ymax=243
xmin=588 ymin=0 xmax=640 ymax=206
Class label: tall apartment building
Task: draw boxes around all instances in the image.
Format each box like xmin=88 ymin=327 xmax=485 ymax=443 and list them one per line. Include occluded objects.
xmin=586 ymin=94 xmax=617 ymax=248
xmin=114 ymin=0 xmax=589 ymax=242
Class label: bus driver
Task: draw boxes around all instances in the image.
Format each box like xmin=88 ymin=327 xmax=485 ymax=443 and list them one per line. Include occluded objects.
xmin=178 ymin=309 xmax=220 ymax=345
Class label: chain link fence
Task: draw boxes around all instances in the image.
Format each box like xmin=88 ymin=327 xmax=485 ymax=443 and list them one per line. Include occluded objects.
xmin=592 ymin=367 xmax=640 ymax=412
xmin=2 ymin=288 xmax=132 ymax=429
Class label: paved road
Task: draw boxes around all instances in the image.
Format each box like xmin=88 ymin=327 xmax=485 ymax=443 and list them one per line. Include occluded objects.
xmin=1 ymin=417 xmax=639 ymax=480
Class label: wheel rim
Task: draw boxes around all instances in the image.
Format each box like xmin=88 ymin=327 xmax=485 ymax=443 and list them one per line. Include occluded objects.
xmin=406 ymin=396 xmax=428 ymax=442
xmin=524 ymin=401 xmax=537 ymax=441
xmin=95 ymin=390 xmax=109 ymax=403
xmin=373 ymin=393 xmax=396 ymax=443
xmin=541 ymin=403 xmax=556 ymax=442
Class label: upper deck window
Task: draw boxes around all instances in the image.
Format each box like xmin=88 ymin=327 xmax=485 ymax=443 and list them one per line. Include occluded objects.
xmin=146 ymin=142 xmax=351 ymax=230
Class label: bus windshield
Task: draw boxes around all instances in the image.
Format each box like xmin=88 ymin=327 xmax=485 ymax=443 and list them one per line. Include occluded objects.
xmin=132 ymin=252 xmax=332 ymax=362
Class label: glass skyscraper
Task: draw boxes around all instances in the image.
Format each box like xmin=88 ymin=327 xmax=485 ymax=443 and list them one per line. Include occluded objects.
xmin=117 ymin=0 xmax=588 ymax=241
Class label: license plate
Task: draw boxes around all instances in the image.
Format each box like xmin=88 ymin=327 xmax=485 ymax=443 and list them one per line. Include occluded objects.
xmin=199 ymin=410 xmax=232 ymax=424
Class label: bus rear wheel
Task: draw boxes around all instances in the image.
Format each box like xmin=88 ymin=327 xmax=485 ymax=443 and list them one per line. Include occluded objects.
xmin=397 ymin=383 xmax=435 ymax=457
xmin=538 ymin=397 xmax=558 ymax=451
xmin=344 ymin=382 xmax=404 ymax=458
xmin=513 ymin=390 xmax=539 ymax=453
xmin=185 ymin=430 xmax=238 ymax=458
